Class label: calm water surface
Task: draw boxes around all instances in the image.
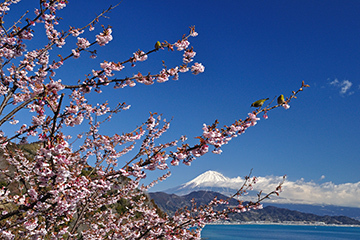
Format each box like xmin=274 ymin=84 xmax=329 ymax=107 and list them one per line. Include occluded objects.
xmin=201 ymin=224 xmax=360 ymax=240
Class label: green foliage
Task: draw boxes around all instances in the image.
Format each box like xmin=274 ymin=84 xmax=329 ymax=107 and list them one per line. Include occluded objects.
xmin=17 ymin=141 xmax=42 ymax=160
xmin=0 ymin=180 xmax=7 ymax=188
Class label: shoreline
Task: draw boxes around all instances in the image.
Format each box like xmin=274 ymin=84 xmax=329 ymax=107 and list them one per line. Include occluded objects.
xmin=205 ymin=221 xmax=360 ymax=228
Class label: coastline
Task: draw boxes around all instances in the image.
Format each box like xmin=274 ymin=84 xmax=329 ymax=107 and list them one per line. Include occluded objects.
xmin=201 ymin=223 xmax=360 ymax=239
xmin=205 ymin=221 xmax=360 ymax=228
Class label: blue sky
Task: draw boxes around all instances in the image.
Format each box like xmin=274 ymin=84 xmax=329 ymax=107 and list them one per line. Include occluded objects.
xmin=8 ymin=1 xmax=360 ymax=200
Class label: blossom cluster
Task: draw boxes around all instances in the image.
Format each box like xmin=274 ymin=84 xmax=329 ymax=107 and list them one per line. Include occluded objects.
xmin=96 ymin=28 xmax=113 ymax=46
xmin=0 ymin=1 xmax=308 ymax=239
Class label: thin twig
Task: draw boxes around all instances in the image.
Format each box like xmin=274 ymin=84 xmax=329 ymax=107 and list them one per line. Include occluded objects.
xmin=50 ymin=93 xmax=64 ymax=138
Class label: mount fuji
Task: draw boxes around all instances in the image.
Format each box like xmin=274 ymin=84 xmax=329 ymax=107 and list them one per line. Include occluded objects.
xmin=164 ymin=170 xmax=254 ymax=197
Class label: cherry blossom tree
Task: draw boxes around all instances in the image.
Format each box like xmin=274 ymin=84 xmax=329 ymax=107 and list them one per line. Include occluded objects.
xmin=0 ymin=1 xmax=308 ymax=239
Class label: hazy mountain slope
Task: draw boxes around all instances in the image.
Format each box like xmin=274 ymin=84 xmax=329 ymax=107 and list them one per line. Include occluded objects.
xmin=160 ymin=170 xmax=360 ymax=220
xmin=149 ymin=191 xmax=360 ymax=225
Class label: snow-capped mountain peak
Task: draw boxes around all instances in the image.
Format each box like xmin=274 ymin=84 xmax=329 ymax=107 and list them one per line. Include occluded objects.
xmin=163 ymin=170 xmax=239 ymax=196
xmin=183 ymin=170 xmax=229 ymax=187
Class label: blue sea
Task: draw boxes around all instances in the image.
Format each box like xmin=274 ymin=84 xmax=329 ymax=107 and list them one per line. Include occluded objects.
xmin=201 ymin=224 xmax=360 ymax=240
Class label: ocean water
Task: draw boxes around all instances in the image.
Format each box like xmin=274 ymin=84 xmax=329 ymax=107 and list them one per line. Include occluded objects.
xmin=201 ymin=224 xmax=360 ymax=240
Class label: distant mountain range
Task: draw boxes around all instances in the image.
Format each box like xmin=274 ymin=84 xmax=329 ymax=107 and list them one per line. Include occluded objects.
xmin=149 ymin=190 xmax=360 ymax=225
xmin=260 ymin=203 xmax=360 ymax=221
xmin=154 ymin=170 xmax=360 ymax=221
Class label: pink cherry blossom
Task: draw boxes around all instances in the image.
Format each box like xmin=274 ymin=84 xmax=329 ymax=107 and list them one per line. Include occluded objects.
xmin=71 ymin=28 xmax=84 ymax=37
xmin=133 ymin=50 xmax=148 ymax=62
xmin=183 ymin=48 xmax=196 ymax=63
xmin=76 ymin=37 xmax=90 ymax=49
xmin=174 ymin=39 xmax=190 ymax=51
xmin=157 ymin=69 xmax=170 ymax=83
xmin=0 ymin=2 xmax=306 ymax=238
xmin=96 ymin=28 xmax=113 ymax=46
xmin=72 ymin=49 xmax=80 ymax=58
xmin=9 ymin=119 xmax=19 ymax=125
xmin=191 ymin=62 xmax=205 ymax=75
xmin=263 ymin=112 xmax=268 ymax=119
xmin=283 ymin=103 xmax=290 ymax=109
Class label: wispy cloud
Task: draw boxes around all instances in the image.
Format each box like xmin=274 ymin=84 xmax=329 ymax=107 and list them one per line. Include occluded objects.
xmin=248 ymin=176 xmax=360 ymax=208
xmin=201 ymin=174 xmax=360 ymax=207
xmin=329 ymin=78 xmax=353 ymax=95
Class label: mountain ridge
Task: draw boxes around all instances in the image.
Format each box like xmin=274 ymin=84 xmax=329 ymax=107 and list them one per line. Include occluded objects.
xmin=149 ymin=190 xmax=360 ymax=225
xmin=158 ymin=170 xmax=360 ymax=220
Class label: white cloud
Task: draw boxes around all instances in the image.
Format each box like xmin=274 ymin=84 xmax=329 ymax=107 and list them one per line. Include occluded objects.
xmin=329 ymin=79 xmax=339 ymax=85
xmin=329 ymin=78 xmax=353 ymax=95
xmin=205 ymin=174 xmax=360 ymax=207
xmin=340 ymin=80 xmax=352 ymax=94
xmin=320 ymin=175 xmax=325 ymax=180
xmin=248 ymin=176 xmax=360 ymax=208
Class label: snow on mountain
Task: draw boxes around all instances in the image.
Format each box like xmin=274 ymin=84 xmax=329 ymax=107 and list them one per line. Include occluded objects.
xmin=164 ymin=170 xmax=246 ymax=196
xmin=182 ymin=170 xmax=230 ymax=187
